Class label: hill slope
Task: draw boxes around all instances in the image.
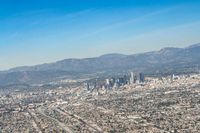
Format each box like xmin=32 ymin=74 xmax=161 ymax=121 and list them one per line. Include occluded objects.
xmin=1 ymin=43 xmax=200 ymax=86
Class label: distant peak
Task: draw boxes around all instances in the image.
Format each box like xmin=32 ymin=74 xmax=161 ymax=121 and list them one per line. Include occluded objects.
xmin=159 ymin=47 xmax=181 ymax=52
xmin=186 ymin=43 xmax=200 ymax=49
xmin=99 ymin=53 xmax=126 ymax=58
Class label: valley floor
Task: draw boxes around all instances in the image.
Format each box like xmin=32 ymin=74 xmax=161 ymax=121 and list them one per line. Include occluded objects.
xmin=0 ymin=74 xmax=200 ymax=133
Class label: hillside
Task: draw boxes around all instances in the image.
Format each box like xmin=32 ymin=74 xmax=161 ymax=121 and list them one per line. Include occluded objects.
xmin=1 ymin=43 xmax=200 ymax=86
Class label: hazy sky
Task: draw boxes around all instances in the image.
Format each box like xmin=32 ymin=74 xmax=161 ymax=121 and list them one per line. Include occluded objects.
xmin=1 ymin=0 xmax=200 ymax=70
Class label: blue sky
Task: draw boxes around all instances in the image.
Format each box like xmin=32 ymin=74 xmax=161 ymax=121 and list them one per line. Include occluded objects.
xmin=1 ymin=0 xmax=200 ymax=70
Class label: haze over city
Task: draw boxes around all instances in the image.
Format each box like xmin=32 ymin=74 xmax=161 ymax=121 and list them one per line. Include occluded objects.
xmin=1 ymin=1 xmax=200 ymax=133
xmin=1 ymin=0 xmax=200 ymax=70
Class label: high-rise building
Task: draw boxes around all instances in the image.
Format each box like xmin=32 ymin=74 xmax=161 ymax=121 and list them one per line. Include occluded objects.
xmin=130 ymin=72 xmax=137 ymax=84
xmin=139 ymin=73 xmax=145 ymax=83
xmin=106 ymin=79 xmax=110 ymax=85
xmin=106 ymin=79 xmax=112 ymax=89
xmin=94 ymin=81 xmax=97 ymax=89
xmin=85 ymin=82 xmax=90 ymax=91
xmin=134 ymin=75 xmax=137 ymax=83
xmin=130 ymin=72 xmax=134 ymax=84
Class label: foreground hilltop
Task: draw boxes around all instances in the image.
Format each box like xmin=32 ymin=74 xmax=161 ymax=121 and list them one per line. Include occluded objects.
xmin=0 ymin=43 xmax=200 ymax=86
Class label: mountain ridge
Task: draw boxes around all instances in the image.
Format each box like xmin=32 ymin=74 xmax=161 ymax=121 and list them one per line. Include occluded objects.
xmin=7 ymin=43 xmax=200 ymax=72
xmin=1 ymin=43 xmax=200 ymax=86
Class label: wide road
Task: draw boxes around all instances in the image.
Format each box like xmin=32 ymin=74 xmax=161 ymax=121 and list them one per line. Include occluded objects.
xmin=37 ymin=107 xmax=74 ymax=133
xmin=56 ymin=107 xmax=104 ymax=133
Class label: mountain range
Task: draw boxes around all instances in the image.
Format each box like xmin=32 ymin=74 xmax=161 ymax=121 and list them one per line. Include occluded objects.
xmin=0 ymin=43 xmax=200 ymax=86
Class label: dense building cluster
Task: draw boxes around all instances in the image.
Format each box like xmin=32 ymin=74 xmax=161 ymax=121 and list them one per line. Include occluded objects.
xmin=0 ymin=73 xmax=200 ymax=132
xmin=85 ymin=72 xmax=145 ymax=91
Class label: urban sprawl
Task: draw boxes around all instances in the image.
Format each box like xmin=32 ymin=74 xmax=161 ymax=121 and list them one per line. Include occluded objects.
xmin=0 ymin=72 xmax=200 ymax=133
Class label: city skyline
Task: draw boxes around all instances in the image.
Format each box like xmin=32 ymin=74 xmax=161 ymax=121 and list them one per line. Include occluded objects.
xmin=1 ymin=0 xmax=200 ymax=70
